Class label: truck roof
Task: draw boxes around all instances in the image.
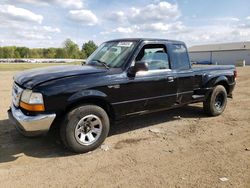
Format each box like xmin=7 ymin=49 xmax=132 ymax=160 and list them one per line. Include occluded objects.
xmin=106 ymin=38 xmax=184 ymax=44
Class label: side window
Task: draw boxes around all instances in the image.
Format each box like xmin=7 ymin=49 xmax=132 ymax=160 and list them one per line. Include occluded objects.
xmin=171 ymin=44 xmax=190 ymax=70
xmin=136 ymin=44 xmax=170 ymax=70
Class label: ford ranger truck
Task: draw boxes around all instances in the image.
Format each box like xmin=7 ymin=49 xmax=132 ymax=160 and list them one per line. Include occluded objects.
xmin=8 ymin=38 xmax=236 ymax=153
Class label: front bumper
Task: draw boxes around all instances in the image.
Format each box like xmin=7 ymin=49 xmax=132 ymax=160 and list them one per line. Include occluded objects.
xmin=8 ymin=105 xmax=56 ymax=136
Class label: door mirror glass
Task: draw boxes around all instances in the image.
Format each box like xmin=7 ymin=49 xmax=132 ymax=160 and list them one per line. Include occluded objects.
xmin=81 ymin=60 xmax=86 ymax=65
xmin=128 ymin=61 xmax=148 ymax=76
xmin=134 ymin=61 xmax=148 ymax=72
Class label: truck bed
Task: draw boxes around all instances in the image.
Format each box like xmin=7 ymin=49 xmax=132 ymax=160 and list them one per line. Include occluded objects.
xmin=191 ymin=65 xmax=236 ymax=95
xmin=192 ymin=65 xmax=235 ymax=73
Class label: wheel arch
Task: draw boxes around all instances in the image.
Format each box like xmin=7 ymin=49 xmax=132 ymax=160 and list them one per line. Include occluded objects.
xmin=206 ymin=76 xmax=230 ymax=94
xmin=215 ymin=81 xmax=230 ymax=94
xmin=213 ymin=76 xmax=230 ymax=94
xmin=65 ymin=96 xmax=115 ymax=121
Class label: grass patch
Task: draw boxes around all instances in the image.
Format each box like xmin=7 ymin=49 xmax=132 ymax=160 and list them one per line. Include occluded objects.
xmin=0 ymin=62 xmax=82 ymax=71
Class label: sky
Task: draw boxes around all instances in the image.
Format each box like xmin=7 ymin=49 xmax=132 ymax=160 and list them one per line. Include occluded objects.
xmin=0 ymin=0 xmax=250 ymax=48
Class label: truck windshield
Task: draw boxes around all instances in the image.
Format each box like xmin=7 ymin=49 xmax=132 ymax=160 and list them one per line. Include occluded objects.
xmin=86 ymin=41 xmax=136 ymax=68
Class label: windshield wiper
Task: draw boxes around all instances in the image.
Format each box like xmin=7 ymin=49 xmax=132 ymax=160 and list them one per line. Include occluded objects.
xmin=91 ymin=59 xmax=110 ymax=70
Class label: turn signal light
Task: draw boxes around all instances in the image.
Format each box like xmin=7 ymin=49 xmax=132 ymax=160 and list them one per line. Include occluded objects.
xmin=20 ymin=101 xmax=45 ymax=112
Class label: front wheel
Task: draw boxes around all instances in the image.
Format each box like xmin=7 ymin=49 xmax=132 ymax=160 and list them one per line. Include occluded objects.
xmin=60 ymin=105 xmax=110 ymax=153
xmin=203 ymin=85 xmax=227 ymax=116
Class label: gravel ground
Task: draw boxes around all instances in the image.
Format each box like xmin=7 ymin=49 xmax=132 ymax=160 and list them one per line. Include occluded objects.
xmin=0 ymin=67 xmax=249 ymax=188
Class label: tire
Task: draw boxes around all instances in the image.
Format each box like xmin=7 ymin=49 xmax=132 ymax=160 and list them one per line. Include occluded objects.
xmin=203 ymin=85 xmax=227 ymax=116
xmin=60 ymin=105 xmax=110 ymax=153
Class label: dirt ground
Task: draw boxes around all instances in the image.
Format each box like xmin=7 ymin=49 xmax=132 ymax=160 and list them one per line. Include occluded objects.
xmin=0 ymin=67 xmax=249 ymax=188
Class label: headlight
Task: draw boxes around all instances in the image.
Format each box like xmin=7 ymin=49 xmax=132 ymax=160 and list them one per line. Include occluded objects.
xmin=20 ymin=90 xmax=45 ymax=111
xmin=20 ymin=89 xmax=32 ymax=103
xmin=21 ymin=90 xmax=44 ymax=104
xmin=29 ymin=93 xmax=44 ymax=104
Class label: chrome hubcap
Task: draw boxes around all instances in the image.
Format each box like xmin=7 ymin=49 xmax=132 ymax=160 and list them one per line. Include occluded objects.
xmin=75 ymin=114 xmax=102 ymax=146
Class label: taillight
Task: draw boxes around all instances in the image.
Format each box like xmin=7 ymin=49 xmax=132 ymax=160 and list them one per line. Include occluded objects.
xmin=234 ymin=70 xmax=237 ymax=79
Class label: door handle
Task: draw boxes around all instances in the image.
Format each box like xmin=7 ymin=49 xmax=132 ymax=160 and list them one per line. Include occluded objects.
xmin=167 ymin=76 xmax=174 ymax=82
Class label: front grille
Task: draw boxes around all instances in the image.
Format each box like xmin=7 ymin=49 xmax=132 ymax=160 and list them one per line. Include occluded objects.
xmin=12 ymin=83 xmax=23 ymax=107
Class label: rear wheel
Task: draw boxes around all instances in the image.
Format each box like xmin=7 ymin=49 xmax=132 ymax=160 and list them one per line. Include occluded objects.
xmin=203 ymin=85 xmax=227 ymax=116
xmin=60 ymin=105 xmax=110 ymax=153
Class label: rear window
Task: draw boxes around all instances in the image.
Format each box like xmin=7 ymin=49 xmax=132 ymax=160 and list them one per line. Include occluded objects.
xmin=171 ymin=44 xmax=190 ymax=70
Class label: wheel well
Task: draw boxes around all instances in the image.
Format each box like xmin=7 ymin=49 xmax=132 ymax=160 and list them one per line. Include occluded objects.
xmin=65 ymin=98 xmax=115 ymax=121
xmin=216 ymin=81 xmax=229 ymax=94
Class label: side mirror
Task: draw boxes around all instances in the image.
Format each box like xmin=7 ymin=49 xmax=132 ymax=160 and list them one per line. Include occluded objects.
xmin=128 ymin=61 xmax=148 ymax=77
xmin=81 ymin=60 xmax=86 ymax=65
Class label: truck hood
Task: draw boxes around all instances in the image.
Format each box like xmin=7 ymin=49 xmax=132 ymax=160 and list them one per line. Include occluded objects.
xmin=14 ymin=65 xmax=107 ymax=89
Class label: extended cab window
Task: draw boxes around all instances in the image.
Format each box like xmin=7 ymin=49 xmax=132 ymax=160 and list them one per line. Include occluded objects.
xmin=171 ymin=44 xmax=190 ymax=70
xmin=136 ymin=44 xmax=170 ymax=70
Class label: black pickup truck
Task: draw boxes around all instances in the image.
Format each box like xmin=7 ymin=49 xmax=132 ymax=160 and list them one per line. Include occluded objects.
xmin=8 ymin=38 xmax=236 ymax=153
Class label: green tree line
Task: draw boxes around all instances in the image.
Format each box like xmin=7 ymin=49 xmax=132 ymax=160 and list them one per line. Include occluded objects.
xmin=0 ymin=39 xmax=98 ymax=59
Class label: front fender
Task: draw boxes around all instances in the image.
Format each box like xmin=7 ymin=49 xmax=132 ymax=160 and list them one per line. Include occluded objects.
xmin=67 ymin=90 xmax=108 ymax=104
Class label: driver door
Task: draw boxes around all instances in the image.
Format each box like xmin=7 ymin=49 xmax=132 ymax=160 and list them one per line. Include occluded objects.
xmin=133 ymin=43 xmax=177 ymax=111
xmin=110 ymin=43 xmax=177 ymax=117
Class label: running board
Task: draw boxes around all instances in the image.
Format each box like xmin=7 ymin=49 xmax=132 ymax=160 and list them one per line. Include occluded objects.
xmin=192 ymin=95 xmax=205 ymax=100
